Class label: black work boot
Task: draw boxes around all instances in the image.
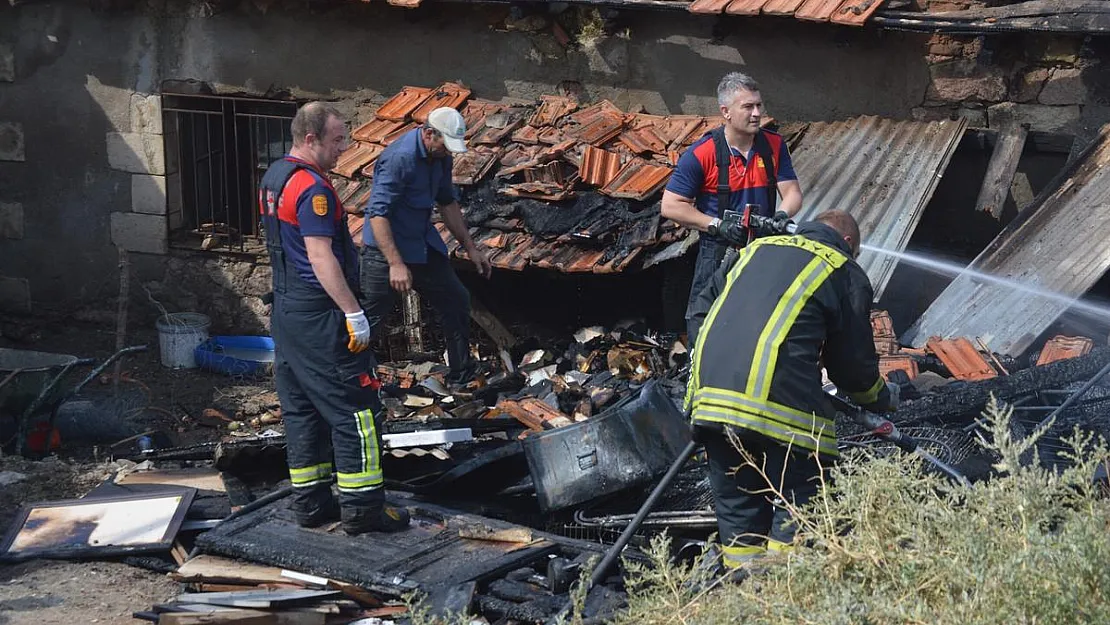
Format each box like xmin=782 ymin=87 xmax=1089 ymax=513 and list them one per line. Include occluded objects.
xmin=292 ymin=496 xmax=341 ymax=529
xmin=341 ymin=504 xmax=412 ymax=535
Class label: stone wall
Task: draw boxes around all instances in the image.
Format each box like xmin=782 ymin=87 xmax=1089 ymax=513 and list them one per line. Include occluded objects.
xmin=914 ymin=31 xmax=1110 ymax=150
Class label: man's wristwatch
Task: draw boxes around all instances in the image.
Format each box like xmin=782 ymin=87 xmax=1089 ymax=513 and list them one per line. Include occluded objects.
xmin=706 ymin=217 xmax=722 ymax=237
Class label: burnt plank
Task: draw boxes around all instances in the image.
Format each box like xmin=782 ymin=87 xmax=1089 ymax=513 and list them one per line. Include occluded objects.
xmin=424 ymin=581 xmax=477 ymax=621
xmin=974 ymin=123 xmax=1029 ymax=219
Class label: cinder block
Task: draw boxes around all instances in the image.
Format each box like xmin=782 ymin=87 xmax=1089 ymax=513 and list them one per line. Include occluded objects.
xmin=111 ymin=211 xmax=167 ymax=254
xmin=106 ymin=132 xmax=165 ymax=175
xmin=130 ymin=93 xmax=163 ymax=135
xmin=0 ymin=275 xmax=30 ymax=313
xmin=132 ymin=174 xmax=167 ymax=215
xmin=0 ymin=44 xmax=13 ymax=82
xmin=0 ymin=122 xmax=25 ymax=162
xmin=0 ymin=202 xmax=23 ymax=239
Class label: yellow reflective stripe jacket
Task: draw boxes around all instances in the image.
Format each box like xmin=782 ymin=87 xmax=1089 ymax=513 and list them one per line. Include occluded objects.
xmin=686 ymin=221 xmax=890 ymax=456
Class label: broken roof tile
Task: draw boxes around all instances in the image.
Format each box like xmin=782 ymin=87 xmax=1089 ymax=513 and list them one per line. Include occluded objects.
xmin=381 ymin=122 xmax=419 ymax=146
xmin=332 ymin=142 xmax=384 ymax=179
xmin=497 ymin=139 xmax=577 ymax=178
xmin=762 ymin=0 xmax=807 ymax=14
xmin=795 ymin=0 xmax=844 ymax=21
xmin=879 ymin=355 xmax=919 ymax=381
xmin=567 ymin=100 xmax=624 ymax=127
xmin=500 ymin=144 xmax=543 ymax=168
xmin=347 ymin=183 xmax=373 ymax=213
xmin=567 ymin=112 xmax=626 ymax=146
xmin=500 ymin=181 xmax=574 ymax=202
xmin=538 ymin=127 xmax=567 ymax=146
xmin=726 ymin=0 xmax=770 ymax=14
xmin=375 ymin=86 xmax=435 ymax=122
xmin=618 ymin=124 xmax=668 ymax=155
xmin=1036 ymin=335 xmax=1094 ymax=366
xmin=411 ymin=82 xmax=472 ymax=124
xmin=830 ymin=0 xmax=885 ymax=25
xmin=461 ymin=99 xmax=507 ymax=139
xmin=352 ymin=118 xmax=407 ymax=144
xmin=688 ymin=0 xmax=733 ymax=14
xmin=523 ymin=161 xmax=567 ymax=186
xmin=472 ymin=108 xmax=530 ymax=145
xmin=601 ymin=159 xmax=674 ymax=201
xmin=579 ymin=145 xmax=624 ymax=188
xmin=926 ymin=337 xmax=998 ymax=382
xmin=511 ymin=125 xmax=543 ymax=145
xmin=452 ymin=147 xmax=502 ymax=186
xmin=528 ymin=95 xmax=578 ymax=128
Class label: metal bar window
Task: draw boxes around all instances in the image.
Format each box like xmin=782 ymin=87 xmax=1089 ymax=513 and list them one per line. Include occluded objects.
xmin=163 ymin=93 xmax=296 ymax=254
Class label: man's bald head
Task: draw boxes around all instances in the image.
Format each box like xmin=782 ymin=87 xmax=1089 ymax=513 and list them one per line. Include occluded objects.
xmin=815 ymin=210 xmax=861 ymax=257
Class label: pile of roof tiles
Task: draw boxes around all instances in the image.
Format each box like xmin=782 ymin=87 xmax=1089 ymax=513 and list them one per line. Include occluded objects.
xmin=374 ymin=320 xmax=687 ymax=432
xmin=330 ymin=82 xmax=727 ymax=274
xmin=870 ymin=310 xmax=1096 ymax=391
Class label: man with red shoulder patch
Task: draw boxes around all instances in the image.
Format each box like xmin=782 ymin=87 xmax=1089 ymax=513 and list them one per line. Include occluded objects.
xmin=662 ymin=72 xmax=803 ymax=327
xmin=259 ymin=102 xmax=409 ymax=536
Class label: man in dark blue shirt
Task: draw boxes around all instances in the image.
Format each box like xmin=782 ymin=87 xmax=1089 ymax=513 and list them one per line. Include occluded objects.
xmin=361 ymin=107 xmax=492 ymax=386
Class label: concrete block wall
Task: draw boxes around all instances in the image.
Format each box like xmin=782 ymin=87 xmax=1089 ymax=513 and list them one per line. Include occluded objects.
xmin=108 ymin=92 xmax=169 ymax=255
xmin=0 ymin=38 xmax=29 ymax=313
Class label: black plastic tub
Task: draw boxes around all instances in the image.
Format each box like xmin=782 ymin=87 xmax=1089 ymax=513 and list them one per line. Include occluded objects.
xmin=522 ymin=380 xmax=692 ymax=512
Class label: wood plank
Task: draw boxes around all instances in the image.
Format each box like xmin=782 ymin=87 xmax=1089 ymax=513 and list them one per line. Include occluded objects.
xmin=762 ymin=0 xmax=806 ymax=14
xmin=725 ymin=0 xmax=770 ymax=14
xmin=974 ymin=123 xmax=1029 ymax=219
xmin=175 ymin=589 xmax=341 ymax=609
xmin=795 ymin=0 xmax=843 ymax=20
xmin=158 ymin=611 xmax=323 ymax=625
xmin=117 ymin=468 xmax=226 ymax=492
xmin=468 ymin=295 xmax=517 ymax=350
xmin=688 ymin=0 xmax=732 ymax=13
xmin=173 ymin=555 xmax=290 ymax=585
xmin=829 ymin=0 xmax=886 ymax=25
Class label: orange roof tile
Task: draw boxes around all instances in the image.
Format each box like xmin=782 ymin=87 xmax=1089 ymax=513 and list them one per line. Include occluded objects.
xmin=762 ymin=0 xmax=807 ymax=14
xmin=381 ymin=122 xmax=418 ymax=145
xmin=452 ymin=147 xmax=501 ymax=186
xmin=795 ymin=0 xmax=844 ymax=21
xmin=1036 ymin=335 xmax=1094 ymax=366
xmin=618 ymin=124 xmax=668 ymax=155
xmin=411 ymin=82 xmax=472 ymax=123
xmin=352 ymin=118 xmax=407 ymax=143
xmin=528 ymin=95 xmax=578 ymax=128
xmin=579 ymin=145 xmax=624 ymax=187
xmin=926 ymin=337 xmax=998 ymax=382
xmin=830 ymin=0 xmax=885 ymax=25
xmin=726 ymin=0 xmax=770 ymax=14
xmin=602 ymin=159 xmax=674 ymax=201
xmin=332 ymin=142 xmax=384 ymax=179
xmin=375 ymin=86 xmax=435 ymax=121
xmin=879 ymin=355 xmax=919 ymax=381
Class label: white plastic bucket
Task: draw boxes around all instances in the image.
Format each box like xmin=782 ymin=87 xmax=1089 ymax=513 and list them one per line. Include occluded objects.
xmin=156 ymin=312 xmax=211 ymax=369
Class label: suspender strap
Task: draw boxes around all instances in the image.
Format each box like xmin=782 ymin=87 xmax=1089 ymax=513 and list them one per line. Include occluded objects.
xmin=753 ymin=130 xmax=777 ymax=214
xmin=710 ymin=126 xmax=731 ymax=216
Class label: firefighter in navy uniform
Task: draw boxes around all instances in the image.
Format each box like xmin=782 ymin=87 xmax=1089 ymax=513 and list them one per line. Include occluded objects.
xmin=259 ymin=102 xmax=410 ymax=535
xmin=685 ymin=209 xmax=898 ymax=570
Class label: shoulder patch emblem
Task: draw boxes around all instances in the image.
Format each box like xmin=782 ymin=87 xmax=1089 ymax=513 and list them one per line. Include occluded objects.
xmin=311 ymin=194 xmax=329 ymax=216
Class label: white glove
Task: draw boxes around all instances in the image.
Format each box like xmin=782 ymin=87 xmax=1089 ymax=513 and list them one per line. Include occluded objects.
xmin=345 ymin=310 xmax=372 ymax=354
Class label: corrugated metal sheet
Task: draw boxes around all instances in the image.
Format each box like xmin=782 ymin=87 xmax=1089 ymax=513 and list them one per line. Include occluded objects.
xmin=790 ymin=115 xmax=967 ymax=299
xmin=903 ymin=127 xmax=1110 ymax=356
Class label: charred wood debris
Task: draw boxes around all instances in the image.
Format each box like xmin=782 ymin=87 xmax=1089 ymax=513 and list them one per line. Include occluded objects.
xmin=6 ymin=311 xmax=1110 ymax=625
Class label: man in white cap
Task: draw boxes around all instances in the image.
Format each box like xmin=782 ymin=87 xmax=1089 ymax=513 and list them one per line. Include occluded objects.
xmin=361 ymin=106 xmax=492 ymax=386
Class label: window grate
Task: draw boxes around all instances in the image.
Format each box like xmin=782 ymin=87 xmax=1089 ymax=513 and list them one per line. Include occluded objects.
xmin=163 ymin=94 xmax=297 ymax=254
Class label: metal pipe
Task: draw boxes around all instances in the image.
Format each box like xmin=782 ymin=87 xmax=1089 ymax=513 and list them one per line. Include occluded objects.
xmin=548 ymin=439 xmax=699 ymax=625
xmin=1034 ymin=358 xmax=1110 ymax=432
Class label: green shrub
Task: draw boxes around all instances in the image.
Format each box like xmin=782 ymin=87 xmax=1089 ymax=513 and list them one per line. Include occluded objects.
xmin=616 ymin=397 xmax=1110 ymax=625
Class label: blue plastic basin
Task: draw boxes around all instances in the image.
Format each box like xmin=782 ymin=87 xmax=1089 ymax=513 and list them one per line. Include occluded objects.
xmin=194 ymin=336 xmax=275 ymax=377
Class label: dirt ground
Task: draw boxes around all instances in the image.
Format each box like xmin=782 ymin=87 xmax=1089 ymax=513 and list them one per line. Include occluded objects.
xmin=0 ymin=312 xmax=277 ymax=624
